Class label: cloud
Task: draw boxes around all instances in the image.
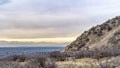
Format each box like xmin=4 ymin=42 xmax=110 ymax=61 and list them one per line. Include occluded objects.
xmin=0 ymin=0 xmax=10 ymax=5
xmin=0 ymin=0 xmax=84 ymax=13
xmin=0 ymin=0 xmax=120 ymax=39
xmin=0 ymin=12 xmax=88 ymax=38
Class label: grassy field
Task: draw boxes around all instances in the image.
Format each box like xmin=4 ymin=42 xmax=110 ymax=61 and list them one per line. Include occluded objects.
xmin=0 ymin=51 xmax=120 ymax=68
xmin=56 ymin=56 xmax=120 ymax=68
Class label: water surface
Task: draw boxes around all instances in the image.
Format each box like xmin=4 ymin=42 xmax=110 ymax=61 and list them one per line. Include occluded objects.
xmin=0 ymin=47 xmax=64 ymax=55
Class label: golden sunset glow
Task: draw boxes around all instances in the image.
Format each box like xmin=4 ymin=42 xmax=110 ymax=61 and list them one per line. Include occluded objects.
xmin=0 ymin=37 xmax=76 ymax=43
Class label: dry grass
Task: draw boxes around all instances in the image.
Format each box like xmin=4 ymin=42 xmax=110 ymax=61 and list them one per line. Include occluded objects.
xmin=56 ymin=56 xmax=120 ymax=68
xmin=56 ymin=58 xmax=99 ymax=68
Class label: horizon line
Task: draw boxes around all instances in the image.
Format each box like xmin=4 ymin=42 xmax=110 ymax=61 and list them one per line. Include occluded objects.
xmin=0 ymin=37 xmax=76 ymax=43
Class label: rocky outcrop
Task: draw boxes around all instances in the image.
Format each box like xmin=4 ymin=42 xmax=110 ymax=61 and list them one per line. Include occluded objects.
xmin=63 ymin=16 xmax=120 ymax=52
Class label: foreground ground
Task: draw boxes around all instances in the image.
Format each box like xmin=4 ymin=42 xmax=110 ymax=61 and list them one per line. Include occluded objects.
xmin=56 ymin=56 xmax=120 ymax=68
xmin=0 ymin=54 xmax=120 ymax=68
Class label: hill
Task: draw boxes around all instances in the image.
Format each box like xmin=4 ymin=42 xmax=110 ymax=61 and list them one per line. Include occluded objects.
xmin=63 ymin=16 xmax=120 ymax=52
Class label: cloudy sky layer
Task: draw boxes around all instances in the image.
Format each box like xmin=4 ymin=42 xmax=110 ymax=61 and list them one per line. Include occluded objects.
xmin=0 ymin=0 xmax=120 ymax=46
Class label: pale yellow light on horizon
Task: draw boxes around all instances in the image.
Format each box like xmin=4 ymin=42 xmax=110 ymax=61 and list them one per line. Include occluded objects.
xmin=0 ymin=37 xmax=76 ymax=43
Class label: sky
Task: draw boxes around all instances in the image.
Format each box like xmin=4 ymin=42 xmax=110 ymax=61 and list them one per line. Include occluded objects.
xmin=0 ymin=0 xmax=120 ymax=47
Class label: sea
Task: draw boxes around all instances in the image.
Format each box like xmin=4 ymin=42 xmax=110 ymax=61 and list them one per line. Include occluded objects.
xmin=0 ymin=47 xmax=64 ymax=56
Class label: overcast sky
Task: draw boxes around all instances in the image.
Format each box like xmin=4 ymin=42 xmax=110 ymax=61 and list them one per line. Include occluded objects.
xmin=0 ymin=0 xmax=120 ymax=43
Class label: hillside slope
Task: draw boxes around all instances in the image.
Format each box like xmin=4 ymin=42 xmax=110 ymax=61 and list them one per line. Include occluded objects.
xmin=63 ymin=16 xmax=120 ymax=52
